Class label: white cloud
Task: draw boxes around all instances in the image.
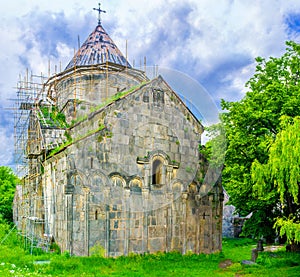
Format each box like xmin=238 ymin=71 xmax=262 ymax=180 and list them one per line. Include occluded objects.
xmin=56 ymin=42 xmax=74 ymax=62
xmin=0 ymin=127 xmax=14 ymax=167
xmin=106 ymin=0 xmax=299 ymax=90
xmin=220 ymin=63 xmax=256 ymax=102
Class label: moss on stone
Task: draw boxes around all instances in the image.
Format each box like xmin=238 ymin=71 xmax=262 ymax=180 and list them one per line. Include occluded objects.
xmin=38 ymin=106 xmax=69 ymax=128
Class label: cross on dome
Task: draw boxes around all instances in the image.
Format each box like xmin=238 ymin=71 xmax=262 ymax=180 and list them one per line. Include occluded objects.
xmin=65 ymin=2 xmax=131 ymax=70
xmin=93 ymin=2 xmax=106 ymax=25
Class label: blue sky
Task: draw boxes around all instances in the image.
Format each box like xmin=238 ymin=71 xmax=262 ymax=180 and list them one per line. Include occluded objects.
xmin=1 ymin=0 xmax=300 ymax=170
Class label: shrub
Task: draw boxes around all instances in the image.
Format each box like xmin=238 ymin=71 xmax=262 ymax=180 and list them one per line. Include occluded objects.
xmin=90 ymin=243 xmax=106 ymax=257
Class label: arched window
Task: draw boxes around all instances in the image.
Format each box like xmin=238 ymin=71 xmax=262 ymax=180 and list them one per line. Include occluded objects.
xmin=152 ymin=89 xmax=164 ymax=107
xmin=188 ymin=182 xmax=198 ymax=194
xmin=143 ymin=91 xmax=149 ymax=102
xmin=111 ymin=175 xmax=126 ymax=188
xmin=129 ymin=178 xmax=142 ymax=188
xmin=152 ymin=159 xmax=163 ymax=185
xmin=129 ymin=178 xmax=142 ymax=193
xmin=172 ymin=182 xmax=183 ymax=194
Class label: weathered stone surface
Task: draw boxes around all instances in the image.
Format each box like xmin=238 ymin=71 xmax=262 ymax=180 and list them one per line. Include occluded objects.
xmin=13 ymin=38 xmax=223 ymax=258
xmin=241 ymin=260 xmax=256 ymax=265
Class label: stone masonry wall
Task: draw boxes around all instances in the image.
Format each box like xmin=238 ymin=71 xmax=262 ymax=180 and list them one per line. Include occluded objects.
xmin=15 ymin=74 xmax=223 ymax=257
xmin=40 ymin=76 xmax=223 ymax=256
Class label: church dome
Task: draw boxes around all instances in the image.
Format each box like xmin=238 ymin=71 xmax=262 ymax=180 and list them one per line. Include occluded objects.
xmin=65 ymin=23 xmax=131 ymax=70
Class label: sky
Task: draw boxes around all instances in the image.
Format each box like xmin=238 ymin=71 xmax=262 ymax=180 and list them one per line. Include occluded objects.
xmin=1 ymin=0 xmax=300 ymax=171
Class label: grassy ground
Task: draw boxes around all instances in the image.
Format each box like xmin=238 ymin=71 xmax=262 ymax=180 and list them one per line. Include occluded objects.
xmin=0 ymin=225 xmax=299 ymax=276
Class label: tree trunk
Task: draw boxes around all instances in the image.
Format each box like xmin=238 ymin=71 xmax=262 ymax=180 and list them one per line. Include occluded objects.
xmin=286 ymin=241 xmax=300 ymax=252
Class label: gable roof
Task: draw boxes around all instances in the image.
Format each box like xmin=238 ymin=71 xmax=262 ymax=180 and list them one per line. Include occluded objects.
xmin=65 ymin=24 xmax=131 ymax=70
xmin=78 ymin=75 xmax=204 ymax=134
xmin=149 ymin=76 xmax=204 ymax=133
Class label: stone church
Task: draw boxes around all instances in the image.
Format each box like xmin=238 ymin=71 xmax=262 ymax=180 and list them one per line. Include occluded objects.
xmin=13 ymin=6 xmax=223 ymax=257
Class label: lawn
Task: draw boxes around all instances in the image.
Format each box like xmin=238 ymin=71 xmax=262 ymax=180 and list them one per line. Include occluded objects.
xmin=0 ymin=224 xmax=299 ymax=276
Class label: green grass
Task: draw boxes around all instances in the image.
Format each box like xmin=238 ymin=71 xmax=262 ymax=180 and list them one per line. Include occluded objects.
xmin=220 ymin=238 xmax=300 ymax=276
xmin=38 ymin=106 xmax=69 ymax=128
xmin=222 ymin=237 xmax=257 ymax=262
xmin=89 ymin=81 xmax=149 ymax=114
xmin=0 ymin=224 xmax=299 ymax=276
xmin=47 ymin=124 xmax=105 ymax=158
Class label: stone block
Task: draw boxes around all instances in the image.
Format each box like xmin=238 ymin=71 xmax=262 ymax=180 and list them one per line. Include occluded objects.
xmin=149 ymin=238 xmax=165 ymax=253
xmin=109 ymin=239 xmax=124 ymax=253
xmin=148 ymin=226 xmax=166 ymax=238
xmin=129 ymin=240 xmax=143 ymax=252
xmin=170 ymin=143 xmax=179 ymax=154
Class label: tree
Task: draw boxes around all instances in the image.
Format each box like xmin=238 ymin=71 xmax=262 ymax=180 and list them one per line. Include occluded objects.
xmin=221 ymin=41 xmax=300 ymax=241
xmin=251 ymin=116 xmax=300 ymax=248
xmin=0 ymin=166 xmax=18 ymax=223
xmin=201 ymin=123 xmax=227 ymax=169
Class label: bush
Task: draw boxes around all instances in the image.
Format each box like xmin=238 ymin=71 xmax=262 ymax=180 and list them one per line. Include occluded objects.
xmin=90 ymin=242 xmax=106 ymax=257
xmin=0 ymin=166 xmax=19 ymax=224
xmin=50 ymin=242 xmax=61 ymax=254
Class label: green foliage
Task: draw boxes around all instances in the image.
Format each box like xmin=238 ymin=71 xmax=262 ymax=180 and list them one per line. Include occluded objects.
xmin=64 ymin=131 xmax=72 ymax=142
xmin=0 ymin=229 xmax=299 ymax=277
xmin=39 ymin=106 xmax=69 ymax=128
xmin=222 ymin=238 xmax=256 ymax=262
xmin=0 ymin=167 xmax=18 ymax=224
xmin=0 ymin=223 xmax=20 ymax=247
xmin=90 ymin=242 xmax=106 ymax=257
xmin=256 ymin=249 xmax=300 ymax=270
xmin=201 ymin=123 xmax=227 ymax=168
xmin=50 ymin=243 xmax=61 ymax=254
xmin=90 ymin=81 xmax=149 ymax=114
xmin=47 ymin=140 xmax=73 ymax=158
xmin=48 ymin=125 xmax=106 ymax=158
xmin=274 ymin=217 xmax=300 ymax=244
xmin=241 ymin=209 xmax=277 ymax=240
xmin=185 ymin=166 xmax=193 ymax=173
xmin=221 ymin=41 xmax=300 ymax=240
xmin=252 ymin=116 xmax=300 ymax=244
xmin=70 ymin=82 xmax=149 ymax=127
xmin=71 ymin=114 xmax=88 ymax=125
xmin=252 ymin=117 xmax=300 ymax=203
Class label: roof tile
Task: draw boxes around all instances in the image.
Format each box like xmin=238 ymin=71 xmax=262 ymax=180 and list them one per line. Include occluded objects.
xmin=65 ymin=24 xmax=131 ymax=70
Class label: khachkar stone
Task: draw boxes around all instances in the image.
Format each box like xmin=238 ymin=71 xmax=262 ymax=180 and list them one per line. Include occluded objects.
xmin=13 ymin=3 xmax=223 ymax=257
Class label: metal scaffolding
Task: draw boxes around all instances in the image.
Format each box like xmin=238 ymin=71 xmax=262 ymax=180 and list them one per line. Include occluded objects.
xmin=13 ymin=67 xmax=52 ymax=253
xmin=13 ymin=49 xmax=157 ymax=254
xmin=14 ymin=70 xmax=47 ymax=177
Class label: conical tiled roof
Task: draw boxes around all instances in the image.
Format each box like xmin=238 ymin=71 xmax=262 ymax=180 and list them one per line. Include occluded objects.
xmin=65 ymin=24 xmax=131 ymax=70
